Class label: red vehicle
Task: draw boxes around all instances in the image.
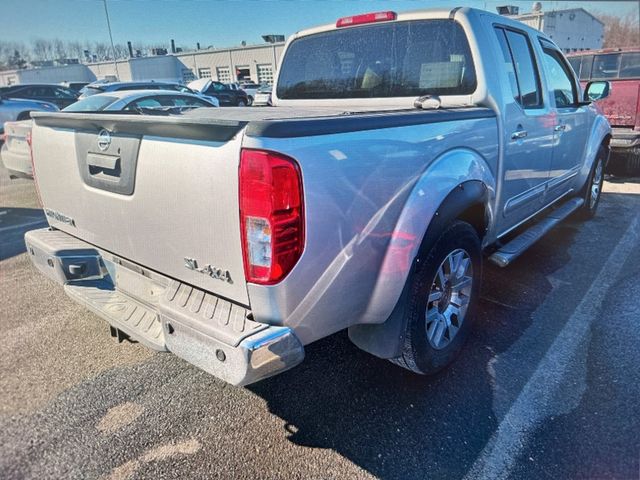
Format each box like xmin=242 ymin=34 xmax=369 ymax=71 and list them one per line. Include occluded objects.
xmin=568 ymin=48 xmax=640 ymax=175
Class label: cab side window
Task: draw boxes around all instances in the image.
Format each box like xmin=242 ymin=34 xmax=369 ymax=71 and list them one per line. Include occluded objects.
xmin=540 ymin=41 xmax=578 ymax=108
xmin=494 ymin=27 xmax=542 ymax=108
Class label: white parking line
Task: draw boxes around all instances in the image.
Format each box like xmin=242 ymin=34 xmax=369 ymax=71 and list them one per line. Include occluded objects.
xmin=0 ymin=219 xmax=47 ymax=234
xmin=464 ymin=214 xmax=640 ymax=480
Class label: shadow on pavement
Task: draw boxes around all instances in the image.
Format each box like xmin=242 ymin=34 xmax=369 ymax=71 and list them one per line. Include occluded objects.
xmin=248 ymin=224 xmax=579 ymax=479
xmin=0 ymin=207 xmax=46 ymax=260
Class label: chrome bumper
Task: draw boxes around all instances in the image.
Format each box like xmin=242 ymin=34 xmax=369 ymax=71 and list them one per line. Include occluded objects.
xmin=610 ymin=129 xmax=640 ymax=149
xmin=25 ymin=228 xmax=304 ymax=386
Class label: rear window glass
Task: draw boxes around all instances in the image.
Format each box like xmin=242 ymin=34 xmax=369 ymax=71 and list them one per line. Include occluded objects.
xmin=578 ymin=55 xmax=594 ymax=80
xmin=277 ymin=19 xmax=476 ymax=99
xmin=63 ymin=95 xmax=117 ymax=112
xmin=81 ymin=87 xmax=106 ymax=97
xmin=592 ymin=53 xmax=621 ymax=79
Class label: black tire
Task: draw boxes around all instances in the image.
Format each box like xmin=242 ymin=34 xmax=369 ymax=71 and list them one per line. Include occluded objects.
xmin=17 ymin=111 xmax=32 ymax=121
xmin=237 ymin=98 xmax=247 ymax=107
xmin=247 ymin=95 xmax=254 ymax=106
xmin=577 ymin=145 xmax=606 ymax=220
xmin=390 ymin=220 xmax=482 ymax=375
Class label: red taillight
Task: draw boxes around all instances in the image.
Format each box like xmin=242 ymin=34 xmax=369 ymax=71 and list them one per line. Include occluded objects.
xmin=336 ymin=11 xmax=396 ymax=28
xmin=239 ymin=149 xmax=304 ymax=285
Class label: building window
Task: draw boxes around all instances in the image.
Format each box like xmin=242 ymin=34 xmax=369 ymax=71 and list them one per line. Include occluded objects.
xmin=198 ymin=67 xmax=212 ymax=79
xmin=216 ymin=66 xmax=231 ymax=83
xmin=257 ymin=64 xmax=274 ymax=84
xmin=182 ymin=68 xmax=196 ymax=83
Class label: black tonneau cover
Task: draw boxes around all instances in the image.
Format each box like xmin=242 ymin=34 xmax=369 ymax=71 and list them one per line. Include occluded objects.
xmin=31 ymin=106 xmax=495 ymax=142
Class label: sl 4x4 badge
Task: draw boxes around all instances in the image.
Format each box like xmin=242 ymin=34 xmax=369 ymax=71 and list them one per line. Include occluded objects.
xmin=184 ymin=257 xmax=233 ymax=284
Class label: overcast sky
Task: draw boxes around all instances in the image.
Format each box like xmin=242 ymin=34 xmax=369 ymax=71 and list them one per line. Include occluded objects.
xmin=2 ymin=0 xmax=638 ymax=50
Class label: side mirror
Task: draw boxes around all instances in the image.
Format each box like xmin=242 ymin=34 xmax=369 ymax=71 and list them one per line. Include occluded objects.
xmin=584 ymin=81 xmax=611 ymax=103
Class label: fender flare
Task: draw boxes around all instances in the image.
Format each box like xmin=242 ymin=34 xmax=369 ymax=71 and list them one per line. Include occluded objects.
xmin=579 ymin=114 xmax=611 ymax=188
xmin=349 ymin=150 xmax=494 ymax=359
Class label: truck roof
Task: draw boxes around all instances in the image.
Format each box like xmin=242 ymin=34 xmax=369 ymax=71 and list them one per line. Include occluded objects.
xmin=293 ymin=7 xmax=551 ymax=44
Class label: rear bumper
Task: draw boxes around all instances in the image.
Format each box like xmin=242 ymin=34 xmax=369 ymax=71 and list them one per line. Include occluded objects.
xmin=25 ymin=228 xmax=304 ymax=386
xmin=1 ymin=143 xmax=33 ymax=178
xmin=608 ymin=129 xmax=640 ymax=174
xmin=610 ymin=129 xmax=640 ymax=149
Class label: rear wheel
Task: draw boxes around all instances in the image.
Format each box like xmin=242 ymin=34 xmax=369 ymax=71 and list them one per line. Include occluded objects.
xmin=390 ymin=221 xmax=482 ymax=375
xmin=17 ymin=111 xmax=32 ymax=121
xmin=237 ymin=98 xmax=247 ymax=107
xmin=577 ymin=146 xmax=606 ymax=220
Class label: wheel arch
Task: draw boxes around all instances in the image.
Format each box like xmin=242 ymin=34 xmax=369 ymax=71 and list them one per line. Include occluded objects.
xmin=580 ymin=114 xmax=612 ymax=184
xmin=17 ymin=110 xmax=32 ymax=121
xmin=349 ymin=148 xmax=495 ymax=359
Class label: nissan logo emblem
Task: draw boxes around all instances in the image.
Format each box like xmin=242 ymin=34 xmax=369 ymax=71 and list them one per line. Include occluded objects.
xmin=97 ymin=129 xmax=112 ymax=151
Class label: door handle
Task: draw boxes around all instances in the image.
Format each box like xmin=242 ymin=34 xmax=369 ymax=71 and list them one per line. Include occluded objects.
xmin=554 ymin=124 xmax=567 ymax=132
xmin=511 ymin=130 xmax=528 ymax=140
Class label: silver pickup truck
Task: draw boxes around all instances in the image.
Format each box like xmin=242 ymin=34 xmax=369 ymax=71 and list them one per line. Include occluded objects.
xmin=26 ymin=8 xmax=611 ymax=386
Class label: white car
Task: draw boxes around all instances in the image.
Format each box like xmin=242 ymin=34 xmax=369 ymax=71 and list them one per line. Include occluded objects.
xmin=64 ymin=89 xmax=218 ymax=113
xmin=1 ymin=120 xmax=33 ymax=178
xmin=2 ymin=90 xmax=217 ymax=179
xmin=252 ymin=85 xmax=273 ymax=106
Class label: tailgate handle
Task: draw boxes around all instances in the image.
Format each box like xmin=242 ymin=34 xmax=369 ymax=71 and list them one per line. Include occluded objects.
xmin=87 ymin=153 xmax=121 ymax=178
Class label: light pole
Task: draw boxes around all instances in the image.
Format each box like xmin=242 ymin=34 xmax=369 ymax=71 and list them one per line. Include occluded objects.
xmin=102 ymin=0 xmax=120 ymax=79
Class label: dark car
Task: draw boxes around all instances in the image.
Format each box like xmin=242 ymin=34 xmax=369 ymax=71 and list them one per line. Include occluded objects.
xmin=0 ymin=84 xmax=78 ymax=109
xmin=201 ymin=81 xmax=250 ymax=106
xmin=79 ymin=81 xmax=197 ymax=99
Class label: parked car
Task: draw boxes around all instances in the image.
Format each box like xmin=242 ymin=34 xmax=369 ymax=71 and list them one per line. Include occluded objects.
xmin=568 ymin=48 xmax=640 ymax=175
xmin=0 ymin=84 xmax=78 ymax=109
xmin=26 ymin=7 xmax=610 ymax=387
xmin=2 ymin=90 xmax=216 ymax=179
xmin=228 ymin=82 xmax=261 ymax=105
xmin=188 ymin=79 xmax=249 ymax=106
xmin=0 ymin=96 xmax=58 ymax=137
xmin=252 ymin=84 xmax=273 ymax=106
xmin=78 ymin=81 xmax=220 ymax=107
xmin=63 ymin=89 xmax=218 ymax=113
xmin=1 ymin=120 xmax=33 ymax=178
xmin=60 ymin=81 xmax=90 ymax=93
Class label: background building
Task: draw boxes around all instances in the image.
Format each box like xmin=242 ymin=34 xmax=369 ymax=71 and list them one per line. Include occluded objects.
xmin=0 ymin=42 xmax=284 ymax=86
xmin=500 ymin=5 xmax=605 ymax=53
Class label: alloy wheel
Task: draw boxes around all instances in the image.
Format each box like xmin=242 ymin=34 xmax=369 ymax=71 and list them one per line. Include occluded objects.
xmin=425 ymin=248 xmax=473 ymax=350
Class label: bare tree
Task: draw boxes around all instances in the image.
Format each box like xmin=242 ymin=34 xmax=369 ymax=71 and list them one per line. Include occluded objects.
xmin=597 ymin=11 xmax=640 ymax=48
xmin=53 ymin=38 xmax=67 ymax=60
xmin=0 ymin=41 xmax=30 ymax=70
xmin=32 ymin=38 xmax=54 ymax=61
xmin=94 ymin=42 xmax=109 ymax=61
xmin=114 ymin=43 xmax=129 ymax=59
xmin=67 ymin=41 xmax=85 ymax=60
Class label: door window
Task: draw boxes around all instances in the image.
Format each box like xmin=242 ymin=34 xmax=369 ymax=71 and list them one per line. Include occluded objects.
xmin=53 ymin=87 xmax=76 ymax=99
xmin=163 ymin=95 xmax=212 ymax=107
xmin=16 ymin=86 xmax=52 ymax=98
xmin=540 ymin=42 xmax=578 ymax=108
xmin=124 ymin=97 xmax=163 ymax=110
xmin=494 ymin=27 xmax=542 ymax=108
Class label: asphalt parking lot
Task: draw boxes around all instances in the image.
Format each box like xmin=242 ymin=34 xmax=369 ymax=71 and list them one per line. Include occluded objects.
xmin=1 ymin=166 xmax=639 ymax=480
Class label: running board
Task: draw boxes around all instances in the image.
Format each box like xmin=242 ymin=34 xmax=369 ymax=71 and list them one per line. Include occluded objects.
xmin=489 ymin=197 xmax=584 ymax=267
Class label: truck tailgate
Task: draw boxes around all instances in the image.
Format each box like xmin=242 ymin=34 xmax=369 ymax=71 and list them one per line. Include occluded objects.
xmin=30 ymin=113 xmax=250 ymax=305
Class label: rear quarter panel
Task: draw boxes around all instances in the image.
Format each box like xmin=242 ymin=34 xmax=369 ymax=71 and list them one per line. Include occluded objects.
xmin=242 ymin=116 xmax=498 ymax=345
